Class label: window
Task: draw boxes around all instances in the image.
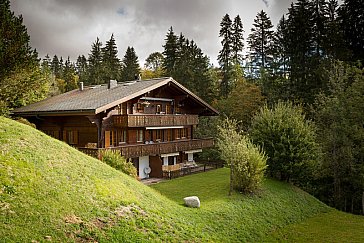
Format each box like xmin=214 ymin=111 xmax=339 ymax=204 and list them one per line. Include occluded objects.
xmin=168 ymin=156 xmax=175 ymax=165
xmin=136 ymin=103 xmax=144 ymax=113
xmin=137 ymin=129 xmax=144 ymax=142
xmin=67 ymin=130 xmax=78 ymax=145
xmin=156 ymin=104 xmax=162 ymax=114
xmin=175 ymin=129 xmax=181 ymax=139
xmin=44 ymin=130 xmax=60 ymax=139
xmin=117 ymin=129 xmax=127 ymax=144
xmin=166 ymin=105 xmax=172 ymax=114
xmin=155 ymin=129 xmax=162 ymax=141
xmin=181 ymin=128 xmax=187 ymax=138
xmin=175 ymin=107 xmax=181 ymax=114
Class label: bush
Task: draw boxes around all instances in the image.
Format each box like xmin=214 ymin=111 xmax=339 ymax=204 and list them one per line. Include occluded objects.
xmin=217 ymin=119 xmax=267 ymax=194
xmin=250 ymin=101 xmax=318 ymax=186
xmin=101 ymin=150 xmax=138 ymax=179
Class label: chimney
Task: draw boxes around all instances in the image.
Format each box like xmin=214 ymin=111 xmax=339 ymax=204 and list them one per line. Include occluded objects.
xmin=79 ymin=82 xmax=84 ymax=91
xmin=108 ymin=80 xmax=117 ymax=89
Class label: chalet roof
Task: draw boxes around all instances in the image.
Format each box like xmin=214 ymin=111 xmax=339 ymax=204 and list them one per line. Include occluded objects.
xmin=12 ymin=77 xmax=218 ymax=116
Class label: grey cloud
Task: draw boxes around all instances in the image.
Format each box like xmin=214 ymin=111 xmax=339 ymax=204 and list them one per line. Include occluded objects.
xmin=10 ymin=0 xmax=291 ymax=66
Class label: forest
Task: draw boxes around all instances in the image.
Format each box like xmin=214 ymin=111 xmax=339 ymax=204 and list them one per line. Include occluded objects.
xmin=0 ymin=0 xmax=363 ymax=214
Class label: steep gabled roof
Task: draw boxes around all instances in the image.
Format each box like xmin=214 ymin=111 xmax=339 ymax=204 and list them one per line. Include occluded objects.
xmin=12 ymin=77 xmax=218 ymax=116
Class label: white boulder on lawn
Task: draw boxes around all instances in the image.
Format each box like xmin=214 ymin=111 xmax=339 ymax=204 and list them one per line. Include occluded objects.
xmin=183 ymin=196 xmax=200 ymax=208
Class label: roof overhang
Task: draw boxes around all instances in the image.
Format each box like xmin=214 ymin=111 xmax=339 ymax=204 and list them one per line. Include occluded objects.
xmin=12 ymin=109 xmax=96 ymax=117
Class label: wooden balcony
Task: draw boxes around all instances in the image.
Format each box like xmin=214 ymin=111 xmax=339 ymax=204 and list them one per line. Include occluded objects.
xmin=119 ymin=138 xmax=214 ymax=158
xmin=112 ymin=114 xmax=199 ymax=127
xmin=78 ymin=138 xmax=214 ymax=159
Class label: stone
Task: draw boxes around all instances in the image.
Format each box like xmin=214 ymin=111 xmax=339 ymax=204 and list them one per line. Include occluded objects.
xmin=183 ymin=196 xmax=200 ymax=208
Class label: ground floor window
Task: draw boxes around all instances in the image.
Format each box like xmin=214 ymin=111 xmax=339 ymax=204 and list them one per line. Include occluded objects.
xmin=137 ymin=129 xmax=144 ymax=142
xmin=44 ymin=130 xmax=60 ymax=139
xmin=67 ymin=130 xmax=78 ymax=145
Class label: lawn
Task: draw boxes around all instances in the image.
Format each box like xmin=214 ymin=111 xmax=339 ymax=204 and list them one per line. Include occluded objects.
xmin=2 ymin=116 xmax=362 ymax=242
xmin=151 ymin=169 xmax=364 ymax=242
xmin=266 ymin=210 xmax=364 ymax=242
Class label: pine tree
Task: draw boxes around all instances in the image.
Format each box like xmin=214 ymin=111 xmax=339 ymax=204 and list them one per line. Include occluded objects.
xmin=41 ymin=54 xmax=51 ymax=72
xmin=101 ymin=34 xmax=121 ymax=82
xmin=51 ymin=55 xmax=61 ymax=78
xmin=161 ymin=28 xmax=216 ymax=102
xmin=338 ymin=0 xmax=364 ymax=63
xmin=87 ymin=37 xmax=103 ymax=85
xmin=218 ymin=14 xmax=233 ymax=97
xmin=121 ymin=46 xmax=140 ymax=81
xmin=272 ymin=15 xmax=289 ymax=77
xmin=231 ymin=15 xmax=244 ymax=64
xmin=63 ymin=57 xmax=78 ymax=92
xmin=162 ymin=27 xmax=178 ymax=76
xmin=0 ymin=0 xmax=38 ymax=80
xmin=76 ymin=55 xmax=88 ymax=83
xmin=247 ymin=10 xmax=274 ymax=78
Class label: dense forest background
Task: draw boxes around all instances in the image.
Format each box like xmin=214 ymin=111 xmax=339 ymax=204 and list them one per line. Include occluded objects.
xmin=0 ymin=0 xmax=363 ymax=214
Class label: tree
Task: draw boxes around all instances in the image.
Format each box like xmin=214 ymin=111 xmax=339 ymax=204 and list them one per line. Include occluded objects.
xmin=231 ymin=15 xmax=244 ymax=65
xmin=0 ymin=0 xmax=38 ymax=80
xmin=216 ymin=79 xmax=265 ymax=131
xmin=121 ymin=46 xmax=140 ymax=81
xmin=314 ymin=61 xmax=364 ymax=214
xmin=87 ymin=37 xmax=103 ymax=85
xmin=247 ymin=10 xmax=275 ymax=78
xmin=0 ymin=67 xmax=50 ymax=116
xmin=218 ymin=14 xmax=233 ymax=97
xmin=101 ymin=34 xmax=121 ymax=82
xmin=250 ymin=101 xmax=318 ymax=187
xmin=76 ymin=55 xmax=88 ymax=83
xmin=162 ymin=27 xmax=178 ymax=76
xmin=272 ymin=15 xmax=289 ymax=77
xmin=142 ymin=52 xmax=165 ymax=79
xmin=338 ymin=0 xmax=364 ymax=63
xmin=162 ymin=28 xmax=216 ymax=103
xmin=217 ymin=119 xmax=267 ymax=194
xmin=145 ymin=52 xmax=164 ymax=72
xmin=62 ymin=57 xmax=78 ymax=92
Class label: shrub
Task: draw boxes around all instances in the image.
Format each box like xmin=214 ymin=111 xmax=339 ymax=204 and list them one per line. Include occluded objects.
xmin=217 ymin=119 xmax=267 ymax=194
xmin=101 ymin=150 xmax=138 ymax=179
xmin=250 ymin=101 xmax=318 ymax=186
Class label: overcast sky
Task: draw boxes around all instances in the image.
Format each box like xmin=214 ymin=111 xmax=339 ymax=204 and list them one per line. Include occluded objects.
xmin=11 ymin=0 xmax=295 ymax=66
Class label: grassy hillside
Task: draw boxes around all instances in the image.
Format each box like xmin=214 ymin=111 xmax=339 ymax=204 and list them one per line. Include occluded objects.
xmin=0 ymin=116 xmax=332 ymax=242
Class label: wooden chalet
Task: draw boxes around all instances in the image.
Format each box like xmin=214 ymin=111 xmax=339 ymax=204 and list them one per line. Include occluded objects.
xmin=13 ymin=77 xmax=219 ymax=179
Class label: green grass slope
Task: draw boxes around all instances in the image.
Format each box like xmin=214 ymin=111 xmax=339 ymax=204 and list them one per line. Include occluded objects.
xmin=0 ymin=116 xmax=332 ymax=242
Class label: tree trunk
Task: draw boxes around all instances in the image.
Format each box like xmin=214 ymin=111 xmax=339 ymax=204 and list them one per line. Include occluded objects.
xmin=229 ymin=161 xmax=233 ymax=196
xmin=362 ymin=191 xmax=364 ymax=215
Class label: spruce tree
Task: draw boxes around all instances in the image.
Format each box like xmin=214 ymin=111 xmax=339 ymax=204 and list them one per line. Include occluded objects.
xmin=51 ymin=55 xmax=63 ymax=78
xmin=121 ymin=46 xmax=140 ymax=81
xmin=76 ymin=55 xmax=88 ymax=83
xmin=272 ymin=16 xmax=289 ymax=77
xmin=218 ymin=14 xmax=233 ymax=97
xmin=87 ymin=37 xmax=103 ymax=85
xmin=338 ymin=0 xmax=364 ymax=63
xmin=247 ymin=10 xmax=274 ymax=78
xmin=63 ymin=57 xmax=78 ymax=92
xmin=162 ymin=27 xmax=178 ymax=76
xmin=0 ymin=0 xmax=38 ymax=80
xmin=231 ymin=15 xmax=244 ymax=64
xmin=101 ymin=34 xmax=121 ymax=82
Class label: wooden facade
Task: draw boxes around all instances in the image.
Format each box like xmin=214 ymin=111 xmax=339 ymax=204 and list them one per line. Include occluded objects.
xmin=13 ymin=78 xmax=218 ymax=179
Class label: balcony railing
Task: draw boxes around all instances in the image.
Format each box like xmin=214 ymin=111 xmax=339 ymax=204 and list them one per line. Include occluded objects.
xmin=113 ymin=114 xmax=199 ymax=127
xmin=78 ymin=138 xmax=214 ymax=159
xmin=119 ymin=138 xmax=214 ymax=158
